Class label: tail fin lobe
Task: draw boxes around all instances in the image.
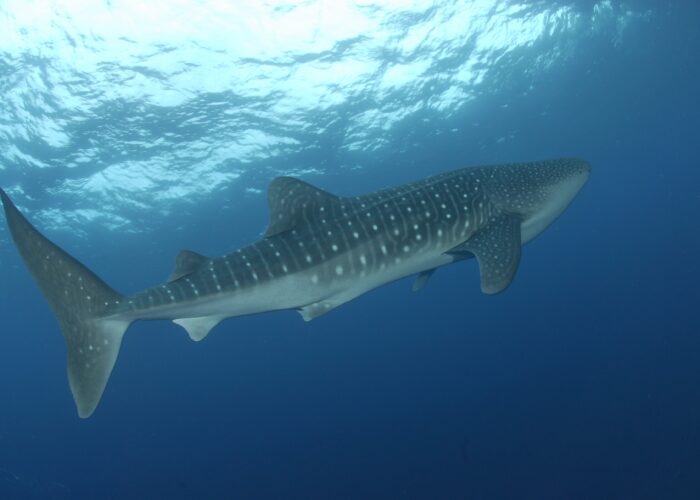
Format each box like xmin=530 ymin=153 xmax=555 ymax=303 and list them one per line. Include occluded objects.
xmin=1 ymin=188 xmax=130 ymax=417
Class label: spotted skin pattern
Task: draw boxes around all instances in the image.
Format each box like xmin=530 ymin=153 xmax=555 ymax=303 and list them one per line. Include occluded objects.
xmin=0 ymin=158 xmax=590 ymax=417
xmin=124 ymin=158 xmax=589 ymax=315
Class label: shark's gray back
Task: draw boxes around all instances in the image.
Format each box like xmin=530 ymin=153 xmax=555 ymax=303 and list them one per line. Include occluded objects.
xmin=129 ymin=158 xmax=588 ymax=312
xmin=0 ymin=157 xmax=590 ymax=418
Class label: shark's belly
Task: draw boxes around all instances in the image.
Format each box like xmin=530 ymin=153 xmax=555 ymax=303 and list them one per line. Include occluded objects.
xmin=130 ymin=242 xmax=458 ymax=323
xmin=144 ymin=275 xmax=324 ymax=319
xmin=205 ymin=254 xmax=454 ymax=320
xmin=338 ymin=252 xmax=454 ymax=296
xmin=291 ymin=249 xmax=456 ymax=320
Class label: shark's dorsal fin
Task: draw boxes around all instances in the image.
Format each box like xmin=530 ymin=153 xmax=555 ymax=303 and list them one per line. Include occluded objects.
xmin=168 ymin=250 xmax=207 ymax=282
xmin=448 ymin=213 xmax=522 ymax=294
xmin=264 ymin=176 xmax=340 ymax=238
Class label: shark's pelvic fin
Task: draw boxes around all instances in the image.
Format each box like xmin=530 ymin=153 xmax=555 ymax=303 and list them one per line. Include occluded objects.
xmin=168 ymin=250 xmax=207 ymax=282
xmin=264 ymin=177 xmax=340 ymax=237
xmin=412 ymin=269 xmax=436 ymax=292
xmin=0 ymin=188 xmax=131 ymax=418
xmin=298 ymin=300 xmax=337 ymax=321
xmin=298 ymin=295 xmax=353 ymax=321
xmin=298 ymin=287 xmax=372 ymax=321
xmin=448 ymin=213 xmax=522 ymax=294
xmin=173 ymin=316 xmax=223 ymax=341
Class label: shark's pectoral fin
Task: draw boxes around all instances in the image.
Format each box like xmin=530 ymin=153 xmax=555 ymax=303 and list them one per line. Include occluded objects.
xmin=168 ymin=250 xmax=208 ymax=282
xmin=448 ymin=213 xmax=522 ymax=294
xmin=264 ymin=176 xmax=341 ymax=237
xmin=173 ymin=316 xmax=223 ymax=341
xmin=412 ymin=268 xmax=436 ymax=292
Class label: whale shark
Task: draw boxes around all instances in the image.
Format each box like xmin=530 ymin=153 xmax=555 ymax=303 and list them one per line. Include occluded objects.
xmin=0 ymin=158 xmax=590 ymax=417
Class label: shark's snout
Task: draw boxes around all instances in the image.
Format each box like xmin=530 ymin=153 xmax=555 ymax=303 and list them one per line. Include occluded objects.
xmin=562 ymin=158 xmax=591 ymax=181
xmin=513 ymin=158 xmax=590 ymax=244
xmin=575 ymin=159 xmax=591 ymax=181
xmin=574 ymin=160 xmax=591 ymax=192
xmin=557 ymin=158 xmax=591 ymax=195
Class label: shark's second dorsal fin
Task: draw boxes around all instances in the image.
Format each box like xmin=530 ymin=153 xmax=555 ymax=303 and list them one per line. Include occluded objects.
xmin=168 ymin=250 xmax=207 ymax=282
xmin=264 ymin=176 xmax=340 ymax=238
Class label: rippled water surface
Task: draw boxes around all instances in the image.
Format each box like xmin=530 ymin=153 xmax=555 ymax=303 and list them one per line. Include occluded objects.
xmin=2 ymin=0 xmax=643 ymax=231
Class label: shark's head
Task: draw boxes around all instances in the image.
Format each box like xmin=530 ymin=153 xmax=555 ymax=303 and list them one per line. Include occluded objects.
xmin=483 ymin=158 xmax=591 ymax=244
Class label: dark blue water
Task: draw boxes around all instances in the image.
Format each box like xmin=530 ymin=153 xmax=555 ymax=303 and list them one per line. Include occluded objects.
xmin=1 ymin=1 xmax=699 ymax=498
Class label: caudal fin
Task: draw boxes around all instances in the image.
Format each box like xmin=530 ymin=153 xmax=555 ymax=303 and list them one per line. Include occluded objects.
xmin=1 ymin=188 xmax=131 ymax=418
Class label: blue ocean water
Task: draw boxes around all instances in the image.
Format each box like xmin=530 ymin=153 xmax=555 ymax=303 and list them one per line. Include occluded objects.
xmin=0 ymin=0 xmax=699 ymax=498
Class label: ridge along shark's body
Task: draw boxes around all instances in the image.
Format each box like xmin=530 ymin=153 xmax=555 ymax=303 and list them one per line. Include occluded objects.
xmin=0 ymin=158 xmax=590 ymax=418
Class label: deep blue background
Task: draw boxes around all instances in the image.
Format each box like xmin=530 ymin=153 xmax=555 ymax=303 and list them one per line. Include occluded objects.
xmin=1 ymin=2 xmax=700 ymax=499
